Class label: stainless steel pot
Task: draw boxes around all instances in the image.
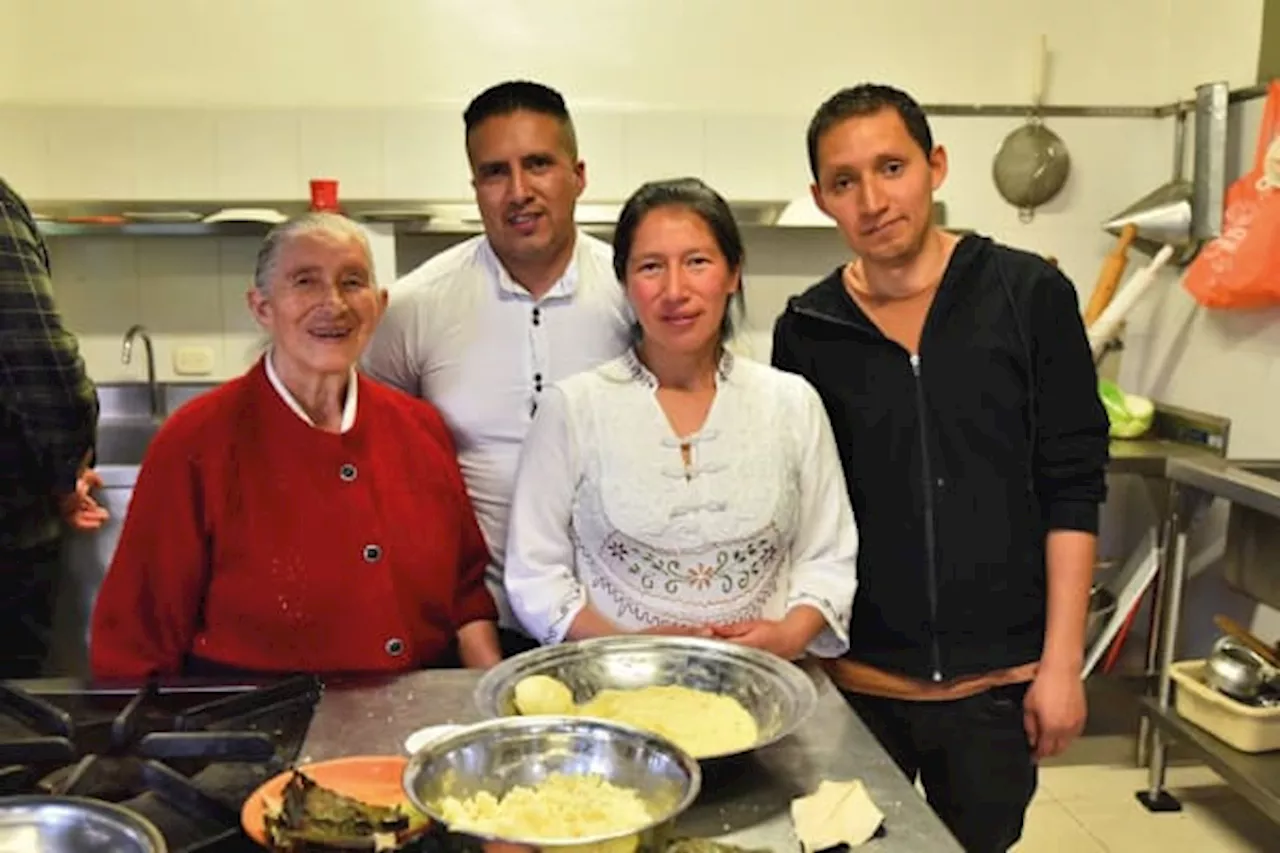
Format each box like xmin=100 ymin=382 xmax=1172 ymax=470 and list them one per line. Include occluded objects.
xmin=402 ymin=715 xmax=701 ymax=853
xmin=1205 ymin=636 xmax=1278 ymax=701
xmin=0 ymin=796 xmax=166 ymax=853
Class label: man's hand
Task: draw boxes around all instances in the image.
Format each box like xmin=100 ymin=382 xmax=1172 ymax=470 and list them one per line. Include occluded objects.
xmin=1023 ymin=665 xmax=1086 ymax=760
xmin=59 ymin=468 xmax=109 ymax=531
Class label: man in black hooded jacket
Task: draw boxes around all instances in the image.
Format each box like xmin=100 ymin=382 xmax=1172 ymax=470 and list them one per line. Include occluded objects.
xmin=770 ymin=84 xmax=1109 ymax=853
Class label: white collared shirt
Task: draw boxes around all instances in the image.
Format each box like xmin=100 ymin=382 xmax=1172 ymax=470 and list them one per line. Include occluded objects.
xmin=503 ymin=350 xmax=859 ymax=655
xmin=264 ymin=347 xmax=358 ymax=434
xmin=361 ymin=232 xmax=633 ymax=629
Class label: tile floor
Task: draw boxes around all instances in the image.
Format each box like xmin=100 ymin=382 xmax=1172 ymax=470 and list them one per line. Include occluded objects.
xmin=1017 ymin=752 xmax=1275 ymax=851
xmin=1009 ymin=677 xmax=1277 ymax=852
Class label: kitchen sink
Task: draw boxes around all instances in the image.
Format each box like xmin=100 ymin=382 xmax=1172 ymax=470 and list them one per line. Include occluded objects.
xmin=90 ymin=381 xmax=217 ymax=467
xmin=94 ymin=418 xmax=163 ymax=466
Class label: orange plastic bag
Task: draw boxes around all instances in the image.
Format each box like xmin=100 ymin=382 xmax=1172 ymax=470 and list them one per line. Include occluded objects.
xmin=1183 ymin=81 xmax=1280 ymax=310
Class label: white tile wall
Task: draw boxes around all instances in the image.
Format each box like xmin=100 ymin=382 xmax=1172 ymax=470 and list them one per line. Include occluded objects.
xmin=0 ymin=108 xmax=49 ymax=199
xmin=573 ymin=112 xmax=628 ymax=201
xmin=213 ymin=111 xmax=302 ymax=200
xmin=702 ymin=114 xmax=811 ymax=202
xmin=299 ymin=111 xmax=387 ymax=200
xmin=381 ymin=110 xmax=471 ymax=200
xmin=45 ymin=109 xmax=138 ymax=200
xmin=132 ymin=110 xmax=219 ymax=200
xmin=136 ymin=239 xmax=226 ymax=378
xmin=218 ymin=238 xmax=270 ymax=373
xmin=621 ymin=112 xmax=706 ymax=189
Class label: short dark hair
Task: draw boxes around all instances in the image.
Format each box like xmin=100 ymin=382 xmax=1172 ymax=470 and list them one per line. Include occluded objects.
xmin=806 ymin=83 xmax=934 ymax=181
xmin=463 ymin=80 xmax=578 ymax=158
xmin=613 ymin=177 xmax=746 ymax=345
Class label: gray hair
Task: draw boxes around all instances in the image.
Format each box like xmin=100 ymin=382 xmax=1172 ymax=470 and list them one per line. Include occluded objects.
xmin=253 ymin=212 xmax=376 ymax=295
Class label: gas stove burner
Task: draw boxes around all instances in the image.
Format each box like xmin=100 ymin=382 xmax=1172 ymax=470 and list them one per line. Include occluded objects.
xmin=41 ymin=754 xmax=146 ymax=800
xmin=0 ymin=674 xmax=322 ymax=852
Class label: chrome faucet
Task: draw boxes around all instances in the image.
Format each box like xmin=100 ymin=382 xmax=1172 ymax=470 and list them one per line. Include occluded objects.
xmin=121 ymin=324 xmax=161 ymax=419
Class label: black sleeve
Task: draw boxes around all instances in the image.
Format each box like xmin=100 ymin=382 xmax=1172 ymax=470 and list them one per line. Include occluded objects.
xmin=770 ymin=306 xmax=805 ymax=376
xmin=1030 ymin=264 xmax=1110 ymax=533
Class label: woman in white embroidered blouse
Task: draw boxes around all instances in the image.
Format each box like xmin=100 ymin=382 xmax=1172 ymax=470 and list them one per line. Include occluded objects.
xmin=503 ymin=177 xmax=859 ymax=661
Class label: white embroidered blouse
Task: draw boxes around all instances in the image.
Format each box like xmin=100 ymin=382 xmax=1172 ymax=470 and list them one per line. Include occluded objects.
xmin=503 ymin=350 xmax=859 ymax=657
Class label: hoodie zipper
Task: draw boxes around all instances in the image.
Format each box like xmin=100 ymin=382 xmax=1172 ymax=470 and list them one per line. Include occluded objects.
xmin=793 ymin=304 xmax=946 ymax=682
xmin=909 ymin=353 xmax=944 ymax=683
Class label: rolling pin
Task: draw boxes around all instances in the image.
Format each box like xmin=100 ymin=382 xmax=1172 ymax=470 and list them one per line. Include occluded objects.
xmin=1083 ymin=224 xmax=1138 ymax=328
xmin=1214 ymin=614 xmax=1280 ymax=669
xmin=1087 ymin=243 xmax=1175 ymax=358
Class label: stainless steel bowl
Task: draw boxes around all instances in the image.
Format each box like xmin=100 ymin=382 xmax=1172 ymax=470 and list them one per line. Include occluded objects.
xmin=401 ymin=715 xmax=701 ymax=852
xmin=0 ymin=796 xmax=167 ymax=853
xmin=1205 ymin=636 xmax=1277 ymax=700
xmin=473 ymin=636 xmax=819 ymax=760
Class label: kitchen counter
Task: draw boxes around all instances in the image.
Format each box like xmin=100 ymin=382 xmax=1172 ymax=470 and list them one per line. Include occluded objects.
xmin=1165 ymin=456 xmax=1280 ymax=519
xmin=300 ymin=665 xmax=964 ymax=853
xmin=1106 ymin=437 xmax=1219 ymax=478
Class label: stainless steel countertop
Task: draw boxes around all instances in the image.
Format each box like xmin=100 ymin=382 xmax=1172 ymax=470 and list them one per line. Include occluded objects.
xmin=1166 ymin=456 xmax=1280 ymax=519
xmin=1107 ymin=438 xmax=1218 ymax=478
xmin=299 ymin=666 xmax=963 ymax=853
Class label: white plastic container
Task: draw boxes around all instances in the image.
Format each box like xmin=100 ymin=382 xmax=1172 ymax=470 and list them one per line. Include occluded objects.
xmin=1170 ymin=660 xmax=1280 ymax=753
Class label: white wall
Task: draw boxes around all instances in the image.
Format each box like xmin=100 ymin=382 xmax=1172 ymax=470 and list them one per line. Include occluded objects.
xmin=0 ymin=0 xmax=1262 ymax=108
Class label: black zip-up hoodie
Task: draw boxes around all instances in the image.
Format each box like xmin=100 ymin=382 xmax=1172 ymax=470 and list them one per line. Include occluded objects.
xmin=771 ymin=234 xmax=1109 ymax=682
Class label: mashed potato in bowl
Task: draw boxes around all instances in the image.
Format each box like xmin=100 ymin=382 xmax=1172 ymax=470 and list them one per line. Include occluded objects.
xmin=436 ymin=772 xmax=652 ymax=853
xmin=511 ymin=676 xmax=759 ymax=759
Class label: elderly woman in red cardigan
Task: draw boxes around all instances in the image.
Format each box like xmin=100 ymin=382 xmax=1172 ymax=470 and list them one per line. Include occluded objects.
xmin=90 ymin=213 xmax=502 ymax=678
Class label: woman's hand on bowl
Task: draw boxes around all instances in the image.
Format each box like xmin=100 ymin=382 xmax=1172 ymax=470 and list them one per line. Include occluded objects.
xmin=636 ymin=624 xmax=716 ymax=639
xmin=709 ymin=619 xmax=807 ymax=661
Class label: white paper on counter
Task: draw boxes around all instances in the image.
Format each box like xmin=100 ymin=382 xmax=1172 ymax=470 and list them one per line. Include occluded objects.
xmin=790 ymin=778 xmax=885 ymax=851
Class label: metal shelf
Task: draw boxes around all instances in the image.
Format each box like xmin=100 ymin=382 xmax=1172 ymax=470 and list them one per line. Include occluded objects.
xmin=29 ymin=199 xmax=949 ymax=240
xmin=1141 ymin=697 xmax=1280 ymax=823
xmin=37 ymin=221 xmax=273 ymax=239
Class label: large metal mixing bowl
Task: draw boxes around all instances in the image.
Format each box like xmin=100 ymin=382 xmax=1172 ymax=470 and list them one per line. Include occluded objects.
xmin=0 ymin=796 xmax=167 ymax=853
xmin=401 ymin=715 xmax=701 ymax=852
xmin=473 ymin=636 xmax=819 ymax=760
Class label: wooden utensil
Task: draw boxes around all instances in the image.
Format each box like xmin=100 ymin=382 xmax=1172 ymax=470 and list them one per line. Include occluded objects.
xmin=1214 ymin=614 xmax=1280 ymax=669
xmin=1083 ymin=224 xmax=1138 ymax=327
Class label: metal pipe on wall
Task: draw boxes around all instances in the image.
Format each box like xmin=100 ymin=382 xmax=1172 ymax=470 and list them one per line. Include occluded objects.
xmin=916 ymin=80 xmax=1271 ymax=120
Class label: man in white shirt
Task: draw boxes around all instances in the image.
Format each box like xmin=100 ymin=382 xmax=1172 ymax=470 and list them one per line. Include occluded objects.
xmin=362 ymin=80 xmax=632 ymax=657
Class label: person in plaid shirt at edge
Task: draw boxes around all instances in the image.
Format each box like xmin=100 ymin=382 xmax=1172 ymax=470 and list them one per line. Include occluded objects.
xmin=0 ymin=176 xmax=107 ymax=678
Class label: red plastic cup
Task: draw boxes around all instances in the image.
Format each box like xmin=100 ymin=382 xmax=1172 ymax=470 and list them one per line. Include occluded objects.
xmin=309 ymin=179 xmax=340 ymax=212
